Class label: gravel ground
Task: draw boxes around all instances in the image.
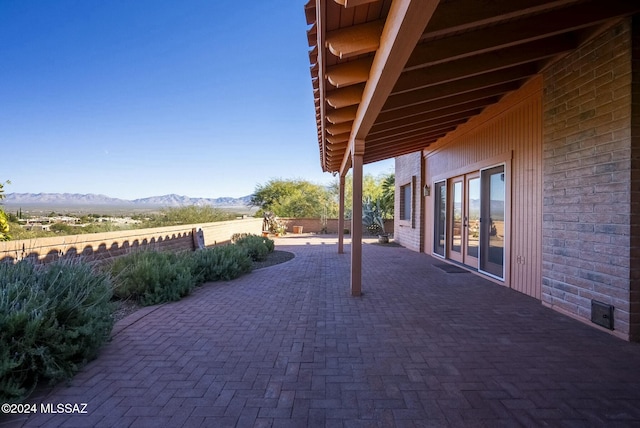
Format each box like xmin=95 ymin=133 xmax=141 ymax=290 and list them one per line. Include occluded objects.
xmin=111 ymin=250 xmax=295 ymax=323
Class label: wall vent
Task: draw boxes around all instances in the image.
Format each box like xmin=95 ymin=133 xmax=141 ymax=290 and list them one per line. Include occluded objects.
xmin=591 ymin=300 xmax=614 ymax=330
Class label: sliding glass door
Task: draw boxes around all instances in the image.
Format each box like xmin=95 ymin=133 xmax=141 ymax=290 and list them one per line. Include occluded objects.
xmin=479 ymin=165 xmax=505 ymax=279
xmin=433 ymin=181 xmax=446 ymax=257
xmin=432 ymin=164 xmax=505 ymax=280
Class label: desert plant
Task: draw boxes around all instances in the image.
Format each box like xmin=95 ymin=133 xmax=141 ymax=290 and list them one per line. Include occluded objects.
xmin=234 ymin=234 xmax=274 ymax=261
xmin=0 ymin=259 xmax=113 ymax=403
xmin=362 ymin=197 xmax=386 ymax=236
xmin=192 ymin=244 xmax=252 ymax=282
xmin=109 ymin=250 xmax=195 ymax=306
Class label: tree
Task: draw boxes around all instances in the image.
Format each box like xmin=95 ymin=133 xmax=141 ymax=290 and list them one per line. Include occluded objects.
xmin=0 ymin=180 xmax=10 ymax=241
xmin=379 ymin=173 xmax=395 ymax=217
xmin=251 ymin=179 xmax=333 ymax=218
xmin=329 ymin=172 xmax=395 ymax=219
xmin=145 ymin=206 xmax=236 ymax=227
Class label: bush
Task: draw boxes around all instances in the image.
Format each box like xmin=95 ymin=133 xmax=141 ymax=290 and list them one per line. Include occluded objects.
xmin=109 ymin=250 xmax=195 ymax=306
xmin=0 ymin=260 xmax=113 ymax=403
xmin=192 ymin=245 xmax=252 ymax=282
xmin=234 ymin=235 xmax=274 ymax=261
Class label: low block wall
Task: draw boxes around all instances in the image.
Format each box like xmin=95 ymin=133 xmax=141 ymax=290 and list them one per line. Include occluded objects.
xmin=280 ymin=218 xmax=394 ymax=235
xmin=0 ymin=218 xmax=263 ymax=264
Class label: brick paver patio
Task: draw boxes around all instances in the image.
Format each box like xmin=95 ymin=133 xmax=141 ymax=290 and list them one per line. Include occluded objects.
xmin=3 ymin=235 xmax=640 ymax=427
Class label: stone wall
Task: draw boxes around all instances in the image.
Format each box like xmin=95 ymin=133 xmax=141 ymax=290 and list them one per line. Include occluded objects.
xmin=542 ymin=18 xmax=636 ymax=339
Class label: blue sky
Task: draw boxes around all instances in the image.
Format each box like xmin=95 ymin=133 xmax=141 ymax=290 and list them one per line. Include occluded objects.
xmin=0 ymin=0 xmax=393 ymax=199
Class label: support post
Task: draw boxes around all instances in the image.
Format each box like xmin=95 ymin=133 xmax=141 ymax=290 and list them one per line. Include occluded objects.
xmin=351 ymin=140 xmax=364 ymax=296
xmin=338 ymin=174 xmax=346 ymax=254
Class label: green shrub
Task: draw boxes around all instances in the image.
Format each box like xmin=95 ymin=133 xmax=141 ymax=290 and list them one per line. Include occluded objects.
xmin=109 ymin=250 xmax=195 ymax=306
xmin=192 ymin=245 xmax=252 ymax=282
xmin=0 ymin=260 xmax=113 ymax=403
xmin=234 ymin=234 xmax=274 ymax=261
xmin=230 ymin=233 xmax=250 ymax=243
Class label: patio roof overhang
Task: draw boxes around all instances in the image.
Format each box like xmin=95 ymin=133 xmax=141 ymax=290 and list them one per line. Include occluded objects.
xmin=305 ymin=0 xmax=640 ymax=175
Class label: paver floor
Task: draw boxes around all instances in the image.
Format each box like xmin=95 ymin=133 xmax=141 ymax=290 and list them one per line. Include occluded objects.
xmin=3 ymin=235 xmax=640 ymax=427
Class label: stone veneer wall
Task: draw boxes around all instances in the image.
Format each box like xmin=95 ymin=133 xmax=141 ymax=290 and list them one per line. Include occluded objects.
xmin=542 ymin=18 xmax=638 ymax=340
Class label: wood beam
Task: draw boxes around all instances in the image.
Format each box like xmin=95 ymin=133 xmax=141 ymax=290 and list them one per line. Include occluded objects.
xmin=325 ymin=57 xmax=373 ymax=88
xmin=423 ymin=0 xmax=582 ymax=38
xmin=326 ymin=84 xmax=365 ymax=108
xmin=338 ymin=174 xmax=345 ymax=254
xmin=382 ymin=64 xmax=536 ymax=112
xmin=326 ymin=133 xmax=350 ymax=144
xmin=326 ymin=105 xmax=358 ymax=124
xmin=334 ymin=0 xmax=379 ymax=7
xmin=375 ymin=82 xmax=519 ymax=124
xmin=315 ymin=0 xmax=329 ymax=172
xmin=371 ymin=96 xmax=497 ymax=133
xmin=367 ymin=115 xmax=466 ymax=142
xmin=342 ymin=0 xmax=441 ymax=176
xmin=364 ymin=141 xmax=437 ymax=164
xmin=326 ymin=20 xmax=384 ymax=59
xmin=407 ymin=0 xmax=640 ymax=70
xmin=326 ymin=121 xmax=354 ymax=135
xmin=393 ymin=34 xmax=577 ymax=94
xmin=368 ymin=108 xmax=482 ymax=140
xmin=350 ymin=139 xmax=365 ymax=297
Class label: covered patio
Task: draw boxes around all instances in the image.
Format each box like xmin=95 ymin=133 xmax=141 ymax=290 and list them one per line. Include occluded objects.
xmin=5 ymin=235 xmax=640 ymax=427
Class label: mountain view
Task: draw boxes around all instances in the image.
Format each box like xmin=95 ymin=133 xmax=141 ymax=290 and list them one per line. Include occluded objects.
xmin=4 ymin=193 xmax=252 ymax=211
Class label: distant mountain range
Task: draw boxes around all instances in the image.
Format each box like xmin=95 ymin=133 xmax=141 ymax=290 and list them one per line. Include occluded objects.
xmin=4 ymin=193 xmax=252 ymax=208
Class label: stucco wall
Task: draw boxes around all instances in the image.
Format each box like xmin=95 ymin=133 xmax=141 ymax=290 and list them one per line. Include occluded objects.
xmin=0 ymin=218 xmax=263 ymax=265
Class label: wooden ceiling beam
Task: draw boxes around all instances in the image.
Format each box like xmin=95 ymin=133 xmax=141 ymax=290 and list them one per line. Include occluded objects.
xmin=393 ymin=34 xmax=576 ymax=94
xmin=326 ymin=133 xmax=351 ymax=144
xmin=325 ymin=57 xmax=374 ymax=88
xmin=363 ymin=144 xmax=437 ymax=165
xmin=334 ymin=0 xmax=379 ymax=7
xmin=326 ymin=121 xmax=354 ymax=135
xmin=364 ymin=126 xmax=456 ymax=155
xmin=423 ymin=0 xmax=582 ymax=38
xmin=375 ymin=82 xmax=519 ymax=124
xmin=326 ymin=105 xmax=358 ymax=124
xmin=370 ymin=102 xmax=489 ymax=134
xmin=365 ymin=138 xmax=436 ymax=158
xmin=367 ymin=114 xmax=472 ymax=142
xmin=406 ymin=0 xmax=640 ymax=70
xmin=342 ymin=0 xmax=441 ymax=175
xmin=382 ymin=64 xmax=536 ymax=112
xmin=326 ymin=84 xmax=365 ymax=108
xmin=325 ymin=20 xmax=385 ymax=59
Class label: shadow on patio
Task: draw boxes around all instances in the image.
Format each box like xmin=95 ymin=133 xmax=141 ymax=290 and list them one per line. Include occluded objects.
xmin=4 ymin=235 xmax=640 ymax=427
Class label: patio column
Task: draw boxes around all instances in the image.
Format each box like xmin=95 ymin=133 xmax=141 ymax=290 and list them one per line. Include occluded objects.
xmin=338 ymin=174 xmax=345 ymax=254
xmin=351 ymin=140 xmax=364 ymax=296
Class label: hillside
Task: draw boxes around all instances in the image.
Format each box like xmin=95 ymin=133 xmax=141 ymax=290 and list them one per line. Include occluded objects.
xmin=4 ymin=193 xmax=252 ymax=210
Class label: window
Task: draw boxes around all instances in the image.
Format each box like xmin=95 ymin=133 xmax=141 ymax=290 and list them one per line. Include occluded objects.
xmin=400 ymin=183 xmax=412 ymax=221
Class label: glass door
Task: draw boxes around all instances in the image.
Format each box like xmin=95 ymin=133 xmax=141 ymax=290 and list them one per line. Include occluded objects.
xmin=449 ymin=178 xmax=463 ymax=263
xmin=433 ymin=181 xmax=446 ymax=257
xmin=447 ymin=174 xmax=480 ymax=268
xmin=479 ymin=165 xmax=505 ymax=279
xmin=465 ymin=175 xmax=480 ymax=268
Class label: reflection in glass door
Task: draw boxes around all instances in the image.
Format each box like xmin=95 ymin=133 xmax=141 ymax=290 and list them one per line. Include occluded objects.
xmin=433 ymin=181 xmax=446 ymax=257
xmin=449 ymin=179 xmax=463 ymax=263
xmin=465 ymin=175 xmax=480 ymax=267
xmin=480 ymin=165 xmax=505 ymax=279
xmin=447 ymin=174 xmax=479 ymax=268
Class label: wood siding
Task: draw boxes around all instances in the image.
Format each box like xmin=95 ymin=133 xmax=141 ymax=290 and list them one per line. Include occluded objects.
xmin=424 ymin=77 xmax=543 ymax=299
